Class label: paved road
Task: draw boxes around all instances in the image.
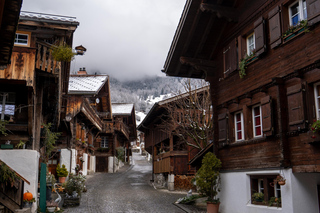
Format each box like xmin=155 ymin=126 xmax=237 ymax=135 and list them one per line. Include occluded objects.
xmin=64 ymin=153 xmax=185 ymax=213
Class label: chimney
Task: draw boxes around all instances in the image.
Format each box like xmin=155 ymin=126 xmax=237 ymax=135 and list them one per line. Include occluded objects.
xmin=77 ymin=67 xmax=87 ymax=75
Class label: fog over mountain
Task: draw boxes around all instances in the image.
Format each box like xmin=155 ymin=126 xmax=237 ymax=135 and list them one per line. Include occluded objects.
xmin=109 ymin=76 xmax=183 ymax=113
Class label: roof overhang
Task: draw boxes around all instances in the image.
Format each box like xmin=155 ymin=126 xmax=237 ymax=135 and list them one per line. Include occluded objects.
xmin=0 ymin=0 xmax=22 ymax=66
xmin=162 ymin=0 xmax=238 ymax=79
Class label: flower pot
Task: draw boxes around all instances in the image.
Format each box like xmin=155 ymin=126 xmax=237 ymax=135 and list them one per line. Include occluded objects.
xmin=23 ymin=202 xmax=32 ymax=208
xmin=278 ymin=180 xmax=286 ymax=185
xmin=59 ymin=177 xmax=66 ymax=183
xmin=207 ymin=202 xmax=220 ymax=213
xmin=47 ymin=206 xmax=56 ymax=212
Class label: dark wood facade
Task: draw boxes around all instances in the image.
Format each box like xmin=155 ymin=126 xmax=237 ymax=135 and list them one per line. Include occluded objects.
xmin=0 ymin=0 xmax=22 ymax=66
xmin=0 ymin=12 xmax=78 ymax=150
xmin=138 ymin=88 xmax=211 ymax=176
xmin=164 ymin=0 xmax=320 ymax=173
xmin=67 ymin=74 xmax=137 ymax=173
xmin=164 ymin=0 xmax=320 ymax=210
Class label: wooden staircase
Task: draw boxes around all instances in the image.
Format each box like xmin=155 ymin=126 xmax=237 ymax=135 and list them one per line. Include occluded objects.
xmin=0 ymin=161 xmax=29 ymax=213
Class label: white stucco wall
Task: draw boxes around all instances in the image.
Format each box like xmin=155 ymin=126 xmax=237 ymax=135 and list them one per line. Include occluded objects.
xmin=219 ymin=169 xmax=320 ymax=213
xmin=90 ymin=156 xmax=96 ymax=173
xmin=60 ymin=149 xmax=71 ymax=174
xmin=70 ymin=149 xmax=77 ymax=174
xmin=82 ymin=153 xmax=88 ymax=175
xmin=291 ymin=172 xmax=320 ymax=213
xmin=0 ymin=150 xmax=39 ymax=213
xmin=108 ymin=156 xmax=113 ymax=173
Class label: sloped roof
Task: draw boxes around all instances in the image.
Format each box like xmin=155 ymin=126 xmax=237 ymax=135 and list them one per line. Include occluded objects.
xmin=68 ymin=75 xmax=108 ymax=95
xmin=20 ymin=11 xmax=79 ymax=26
xmin=0 ymin=0 xmax=22 ymax=65
xmin=112 ymin=103 xmax=134 ymax=116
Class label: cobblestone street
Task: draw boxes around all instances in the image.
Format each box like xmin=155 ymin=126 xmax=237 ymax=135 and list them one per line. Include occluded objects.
xmin=64 ymin=153 xmax=186 ymax=213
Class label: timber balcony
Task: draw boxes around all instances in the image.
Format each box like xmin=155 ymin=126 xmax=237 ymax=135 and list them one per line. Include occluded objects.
xmin=104 ymin=121 xmax=114 ymax=134
xmin=154 ymin=151 xmax=188 ymax=174
xmin=114 ymin=119 xmax=130 ymax=140
xmin=0 ymin=41 xmax=61 ymax=87
xmin=35 ymin=40 xmax=61 ymax=74
xmin=82 ymin=98 xmax=103 ymax=131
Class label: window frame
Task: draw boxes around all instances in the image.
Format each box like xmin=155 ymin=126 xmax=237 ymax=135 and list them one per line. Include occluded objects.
xmin=250 ymin=175 xmax=281 ymax=207
xmin=14 ymin=31 xmax=31 ymax=47
xmin=234 ymin=111 xmax=245 ymax=141
xmin=246 ymin=33 xmax=255 ymax=56
xmin=0 ymin=92 xmax=16 ymax=120
xmin=100 ymin=136 xmax=109 ymax=148
xmin=289 ymin=0 xmax=307 ymax=26
xmin=252 ymin=105 xmax=263 ymax=138
xmin=314 ymin=82 xmax=320 ymax=120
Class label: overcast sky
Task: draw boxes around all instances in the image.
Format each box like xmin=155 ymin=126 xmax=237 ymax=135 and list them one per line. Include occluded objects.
xmin=21 ymin=0 xmax=186 ymax=81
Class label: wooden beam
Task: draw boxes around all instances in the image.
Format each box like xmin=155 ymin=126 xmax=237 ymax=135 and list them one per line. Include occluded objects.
xmin=200 ymin=3 xmax=238 ymax=22
xmin=180 ymin=57 xmax=216 ymax=68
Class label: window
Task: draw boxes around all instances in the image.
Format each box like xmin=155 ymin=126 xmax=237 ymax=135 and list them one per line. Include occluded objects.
xmin=289 ymin=0 xmax=307 ymax=26
xmin=251 ymin=175 xmax=281 ymax=206
xmin=314 ymin=83 xmax=320 ymax=119
xmin=246 ymin=33 xmax=255 ymax=56
xmin=252 ymin=105 xmax=263 ymax=137
xmin=15 ymin=33 xmax=29 ymax=45
xmin=0 ymin=92 xmax=15 ymax=120
xmin=234 ymin=112 xmax=244 ymax=141
xmin=100 ymin=137 xmax=108 ymax=148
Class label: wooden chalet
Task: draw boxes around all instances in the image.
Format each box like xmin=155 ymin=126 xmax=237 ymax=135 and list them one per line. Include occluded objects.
xmin=137 ymin=86 xmax=211 ymax=190
xmin=163 ymin=0 xmax=320 ymax=212
xmin=67 ymin=71 xmax=136 ymax=173
xmin=68 ymin=70 xmax=111 ymax=174
xmin=110 ymin=103 xmax=137 ymax=167
xmin=0 ymin=11 xmax=79 ymax=212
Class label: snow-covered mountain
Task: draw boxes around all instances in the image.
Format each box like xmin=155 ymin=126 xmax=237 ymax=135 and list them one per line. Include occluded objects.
xmin=109 ymin=75 xmax=206 ymax=126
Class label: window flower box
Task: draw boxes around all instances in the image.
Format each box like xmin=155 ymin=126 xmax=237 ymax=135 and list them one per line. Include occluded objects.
xmin=283 ymin=20 xmax=309 ymax=43
xmin=1 ymin=144 xmax=13 ymax=149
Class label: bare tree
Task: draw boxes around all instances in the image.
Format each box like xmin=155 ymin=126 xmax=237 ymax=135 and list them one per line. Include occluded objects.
xmin=157 ymin=79 xmax=213 ymax=151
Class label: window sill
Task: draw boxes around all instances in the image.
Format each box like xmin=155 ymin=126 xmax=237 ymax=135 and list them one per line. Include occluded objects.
xmin=247 ymin=203 xmax=282 ymax=210
xmin=283 ymin=27 xmax=309 ymax=44
xmin=245 ymin=55 xmax=258 ymax=66
xmin=228 ymin=136 xmax=267 ymax=148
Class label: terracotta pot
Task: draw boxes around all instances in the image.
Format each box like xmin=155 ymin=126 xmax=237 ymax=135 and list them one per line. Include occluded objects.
xmin=207 ymin=202 xmax=220 ymax=213
xmin=278 ymin=180 xmax=286 ymax=185
xmin=59 ymin=177 xmax=66 ymax=183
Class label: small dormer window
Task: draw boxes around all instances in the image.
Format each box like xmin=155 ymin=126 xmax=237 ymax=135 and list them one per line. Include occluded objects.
xmin=14 ymin=31 xmax=31 ymax=47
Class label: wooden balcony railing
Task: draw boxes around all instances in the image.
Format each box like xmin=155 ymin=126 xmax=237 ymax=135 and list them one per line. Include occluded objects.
xmin=114 ymin=120 xmax=130 ymax=140
xmin=82 ymin=98 xmax=103 ymax=131
xmin=104 ymin=121 xmax=114 ymax=133
xmin=35 ymin=40 xmax=61 ymax=74
xmin=153 ymin=151 xmax=188 ymax=174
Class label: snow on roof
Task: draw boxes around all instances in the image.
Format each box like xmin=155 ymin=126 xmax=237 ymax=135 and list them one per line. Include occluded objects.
xmin=20 ymin=11 xmax=79 ymax=26
xmin=68 ymin=75 xmax=108 ymax=95
xmin=112 ymin=103 xmax=134 ymax=116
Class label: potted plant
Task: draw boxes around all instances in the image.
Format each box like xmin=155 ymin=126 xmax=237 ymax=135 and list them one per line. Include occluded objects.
xmin=252 ymin=192 xmax=264 ymax=202
xmin=51 ymin=43 xmax=75 ymax=62
xmin=275 ymin=175 xmax=286 ymax=185
xmin=64 ymin=173 xmax=86 ymax=196
xmin=46 ymin=200 xmax=58 ymax=212
xmin=194 ymin=152 xmax=222 ymax=213
xmin=23 ymin=191 xmax=35 ymax=208
xmin=269 ymin=197 xmax=281 ymax=207
xmin=56 ymin=164 xmax=68 ymax=183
